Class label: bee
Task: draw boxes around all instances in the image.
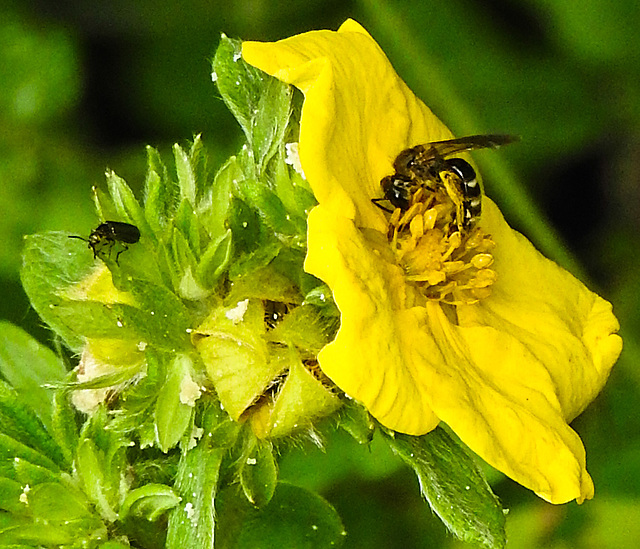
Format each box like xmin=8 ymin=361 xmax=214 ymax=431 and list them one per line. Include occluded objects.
xmin=373 ymin=134 xmax=518 ymax=231
xmin=70 ymin=221 xmax=140 ymax=263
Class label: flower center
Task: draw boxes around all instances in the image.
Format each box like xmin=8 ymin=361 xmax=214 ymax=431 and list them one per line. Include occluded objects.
xmin=386 ymin=187 xmax=496 ymax=305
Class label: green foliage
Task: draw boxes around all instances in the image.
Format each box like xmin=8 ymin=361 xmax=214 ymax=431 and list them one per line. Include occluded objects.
xmin=383 ymin=428 xmax=506 ymax=549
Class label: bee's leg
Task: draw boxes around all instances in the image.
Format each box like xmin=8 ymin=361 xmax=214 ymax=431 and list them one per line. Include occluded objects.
xmin=371 ymin=198 xmax=394 ymax=213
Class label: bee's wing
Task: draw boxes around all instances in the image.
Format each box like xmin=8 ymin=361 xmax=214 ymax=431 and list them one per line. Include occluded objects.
xmin=422 ymin=134 xmax=519 ymax=159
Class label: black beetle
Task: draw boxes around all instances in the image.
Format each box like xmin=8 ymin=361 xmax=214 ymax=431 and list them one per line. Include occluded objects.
xmin=70 ymin=221 xmax=140 ymax=262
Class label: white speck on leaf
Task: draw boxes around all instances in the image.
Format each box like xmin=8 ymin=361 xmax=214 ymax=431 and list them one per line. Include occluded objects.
xmin=226 ymin=299 xmax=249 ymax=324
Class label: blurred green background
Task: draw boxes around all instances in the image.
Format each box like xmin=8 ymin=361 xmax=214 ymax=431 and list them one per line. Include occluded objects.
xmin=2 ymin=0 xmax=640 ymax=547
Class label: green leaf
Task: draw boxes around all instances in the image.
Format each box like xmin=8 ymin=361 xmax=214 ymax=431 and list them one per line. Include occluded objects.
xmin=105 ymin=169 xmax=153 ymax=242
xmin=21 ymin=232 xmax=95 ymax=351
xmin=251 ymin=78 xmax=292 ymax=174
xmin=51 ymin=389 xmax=79 ymax=469
xmin=166 ymin=442 xmax=224 ymax=549
xmin=0 ymin=512 xmax=106 ymax=547
xmin=337 ymin=400 xmax=375 ymax=445
xmin=233 ymin=482 xmax=345 ymax=549
xmin=0 ymin=321 xmax=66 ymax=433
xmin=227 ymin=196 xmax=267 ymax=259
xmin=28 ymin=481 xmax=94 ymax=521
xmin=199 ymin=155 xmax=237 ymax=243
xmin=383 ymin=427 xmax=506 ymax=549
xmin=212 ymin=36 xmax=266 ymax=141
xmin=154 ymin=354 xmax=197 ymax=452
xmin=144 ymin=145 xmax=178 ymax=233
xmin=0 ymin=433 xmax=60 ymax=473
xmin=0 ymin=379 xmax=67 ymax=469
xmin=75 ymin=438 xmax=118 ymax=522
xmin=174 ymin=143 xmax=197 ymax=206
xmin=239 ymin=439 xmax=278 ymax=508
xmin=119 ymin=483 xmax=181 ymax=521
xmin=196 ymin=229 xmax=233 ymax=289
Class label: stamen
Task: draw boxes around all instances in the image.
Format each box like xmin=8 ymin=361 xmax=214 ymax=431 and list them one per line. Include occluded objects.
xmin=384 ymin=186 xmax=497 ymax=306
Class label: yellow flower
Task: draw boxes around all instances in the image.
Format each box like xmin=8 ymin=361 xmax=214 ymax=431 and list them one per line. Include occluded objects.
xmin=242 ymin=19 xmax=622 ymax=504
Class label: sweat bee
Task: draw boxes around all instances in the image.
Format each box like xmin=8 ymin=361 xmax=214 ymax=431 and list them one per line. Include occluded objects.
xmin=373 ymin=134 xmax=518 ymax=232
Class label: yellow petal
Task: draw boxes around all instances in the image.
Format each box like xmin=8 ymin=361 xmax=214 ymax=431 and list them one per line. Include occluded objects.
xmin=244 ymin=20 xmax=622 ymax=504
xmin=423 ymin=301 xmax=595 ymax=504
xmin=459 ymin=199 xmax=622 ymax=421
xmin=306 ymin=205 xmax=439 ymax=433
xmin=243 ymin=19 xmax=453 ymax=232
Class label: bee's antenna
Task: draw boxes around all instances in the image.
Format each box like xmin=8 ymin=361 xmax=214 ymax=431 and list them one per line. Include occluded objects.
xmin=68 ymin=235 xmax=88 ymax=242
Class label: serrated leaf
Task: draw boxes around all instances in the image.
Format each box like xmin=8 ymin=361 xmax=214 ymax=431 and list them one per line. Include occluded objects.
xmin=212 ymin=36 xmax=266 ymax=141
xmin=0 ymin=477 xmax=25 ymax=513
xmin=154 ymin=354 xmax=196 ymax=452
xmin=234 ymin=482 xmax=345 ymax=549
xmin=0 ymin=321 xmax=66 ymax=434
xmin=75 ymin=438 xmax=118 ymax=522
xmin=119 ymin=483 xmax=180 ymax=521
xmin=0 ymin=433 xmax=60 ymax=473
xmin=51 ymin=390 xmax=79 ymax=468
xmin=28 ymin=482 xmax=94 ymax=521
xmin=0 ymin=513 xmax=107 ymax=547
xmin=239 ymin=440 xmax=277 ymax=508
xmin=252 ymin=78 xmax=292 ymax=174
xmin=0 ymin=380 xmax=66 ymax=469
xmin=166 ymin=440 xmax=225 ymax=549
xmin=9 ymin=457 xmax=61 ymax=486
xmin=383 ymin=427 xmax=506 ymax=549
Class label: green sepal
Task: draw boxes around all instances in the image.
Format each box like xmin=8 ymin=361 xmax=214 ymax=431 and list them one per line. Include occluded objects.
xmin=105 ymin=170 xmax=154 ymax=242
xmin=173 ymin=142 xmax=198 ymax=206
xmin=271 ymin=147 xmax=316 ymax=221
xmin=119 ymin=483 xmax=181 ymax=522
xmin=196 ymin=229 xmax=233 ymax=289
xmin=144 ymin=144 xmax=178 ymax=233
xmin=174 ymin=198 xmax=201 ymax=259
xmin=199 ymin=155 xmax=237 ymax=243
xmin=235 ymin=177 xmax=302 ymax=241
xmin=154 ymin=354 xmax=198 ymax=453
xmin=227 ymin=196 xmax=263 ymax=256
xmin=238 ymin=439 xmax=278 ymax=508
xmin=337 ymin=400 xmax=376 ymax=445
xmin=382 ymin=427 xmax=506 ymax=549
